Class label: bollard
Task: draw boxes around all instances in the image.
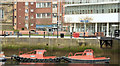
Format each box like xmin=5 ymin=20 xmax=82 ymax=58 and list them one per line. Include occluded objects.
xmin=84 ymin=32 xmax=85 ymax=38
xmin=44 ymin=32 xmax=45 ymax=38
xmin=29 ymin=31 xmax=31 ymax=38
xmin=70 ymin=32 xmax=72 ymax=38
xmin=17 ymin=32 xmax=19 ymax=38
xmin=4 ymin=31 xmax=5 ymax=37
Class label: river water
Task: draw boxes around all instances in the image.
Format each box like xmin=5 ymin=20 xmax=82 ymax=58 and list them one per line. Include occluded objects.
xmin=0 ymin=61 xmax=119 ymax=66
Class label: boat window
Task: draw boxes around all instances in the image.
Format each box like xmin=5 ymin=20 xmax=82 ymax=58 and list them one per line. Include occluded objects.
xmin=38 ymin=52 xmax=42 ymax=54
xmin=86 ymin=50 xmax=90 ymax=52
xmin=90 ymin=53 xmax=92 ymax=55
xmin=87 ymin=53 xmax=89 ymax=55
xmin=28 ymin=51 xmax=36 ymax=54
xmin=83 ymin=53 xmax=86 ymax=56
xmin=75 ymin=54 xmax=82 ymax=56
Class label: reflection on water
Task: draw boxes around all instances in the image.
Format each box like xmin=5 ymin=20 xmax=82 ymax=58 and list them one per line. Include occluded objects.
xmin=1 ymin=60 xmax=119 ymax=66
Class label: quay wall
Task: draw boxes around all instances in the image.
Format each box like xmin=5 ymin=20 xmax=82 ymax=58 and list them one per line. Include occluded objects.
xmin=1 ymin=38 xmax=100 ymax=49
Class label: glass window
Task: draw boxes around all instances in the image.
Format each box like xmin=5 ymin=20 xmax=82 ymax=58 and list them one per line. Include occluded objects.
xmin=52 ymin=13 xmax=57 ymax=18
xmin=38 ymin=52 xmax=42 ymax=54
xmin=25 ymin=9 xmax=28 ymax=13
xmin=114 ymin=9 xmax=116 ymax=13
xmin=25 ymin=16 xmax=28 ymax=20
xmin=111 ymin=9 xmax=113 ymax=13
xmin=102 ymin=9 xmax=104 ymax=13
xmin=31 ymin=9 xmax=34 ymax=12
xmin=0 ymin=9 xmax=4 ymax=18
xmin=36 ymin=13 xmax=41 ymax=18
xmin=42 ymin=13 xmax=45 ymax=18
xmin=31 ymin=16 xmax=34 ymax=19
xmin=25 ymin=2 xmax=28 ymax=6
xmin=31 ymin=2 xmax=34 ymax=5
xmin=48 ymin=2 xmax=51 ymax=7
xmin=118 ymin=8 xmax=120 ymax=13
xmin=53 ymin=4 xmax=57 ymax=8
xmin=47 ymin=13 xmax=51 ymax=18
xmin=87 ymin=53 xmax=89 ymax=55
xmin=14 ymin=2 xmax=17 ymax=4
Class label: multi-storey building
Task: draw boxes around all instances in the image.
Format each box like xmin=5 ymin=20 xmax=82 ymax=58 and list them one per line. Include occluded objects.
xmin=14 ymin=1 xmax=64 ymax=32
xmin=64 ymin=0 xmax=120 ymax=36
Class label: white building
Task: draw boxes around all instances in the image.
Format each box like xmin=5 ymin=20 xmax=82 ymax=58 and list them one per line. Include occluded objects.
xmin=64 ymin=0 xmax=120 ymax=36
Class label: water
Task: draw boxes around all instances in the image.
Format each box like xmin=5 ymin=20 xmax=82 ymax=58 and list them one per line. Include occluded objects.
xmin=1 ymin=60 xmax=119 ymax=66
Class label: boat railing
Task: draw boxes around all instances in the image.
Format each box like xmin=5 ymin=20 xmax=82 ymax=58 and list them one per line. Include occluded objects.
xmin=66 ymin=52 xmax=73 ymax=57
xmin=74 ymin=52 xmax=83 ymax=56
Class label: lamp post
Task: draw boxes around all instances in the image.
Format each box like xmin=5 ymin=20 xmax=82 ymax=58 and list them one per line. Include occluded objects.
xmin=57 ymin=21 xmax=58 ymax=38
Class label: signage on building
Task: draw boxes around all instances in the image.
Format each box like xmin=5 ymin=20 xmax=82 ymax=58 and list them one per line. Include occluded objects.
xmin=80 ymin=20 xmax=89 ymax=23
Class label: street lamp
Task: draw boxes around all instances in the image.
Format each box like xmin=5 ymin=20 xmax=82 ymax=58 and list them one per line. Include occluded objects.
xmin=57 ymin=20 xmax=58 ymax=38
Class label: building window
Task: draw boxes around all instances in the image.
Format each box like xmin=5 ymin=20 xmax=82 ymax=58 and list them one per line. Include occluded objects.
xmin=96 ymin=10 xmax=98 ymax=13
xmin=36 ymin=2 xmax=51 ymax=8
xmin=31 ymin=2 xmax=34 ymax=5
xmin=14 ymin=16 xmax=16 ymax=18
xmin=48 ymin=2 xmax=51 ymax=7
xmin=36 ymin=13 xmax=41 ymax=18
xmin=102 ymin=9 xmax=104 ymax=13
xmin=53 ymin=4 xmax=57 ymax=8
xmin=0 ymin=9 xmax=3 ymax=19
xmin=31 ymin=16 xmax=34 ymax=19
xmin=42 ymin=13 xmax=45 ymax=18
xmin=118 ymin=8 xmax=120 ymax=13
xmin=25 ymin=9 xmax=28 ymax=13
xmin=108 ymin=9 xmax=110 ymax=13
xmin=25 ymin=2 xmax=28 ymax=6
xmin=25 ymin=16 xmax=28 ymax=20
xmin=52 ymin=13 xmax=57 ymax=18
xmin=111 ymin=9 xmax=113 ymax=13
xmin=114 ymin=9 xmax=116 ymax=13
xmin=14 ymin=2 xmax=17 ymax=4
xmin=47 ymin=13 xmax=51 ymax=18
xmin=31 ymin=9 xmax=34 ymax=12
xmin=65 ymin=4 xmax=120 ymax=15
xmin=31 ymin=24 xmax=33 ymax=26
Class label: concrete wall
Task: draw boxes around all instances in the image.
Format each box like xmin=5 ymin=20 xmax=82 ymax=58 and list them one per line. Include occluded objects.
xmin=1 ymin=38 xmax=100 ymax=49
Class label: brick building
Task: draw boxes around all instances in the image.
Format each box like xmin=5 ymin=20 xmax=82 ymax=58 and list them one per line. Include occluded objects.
xmin=13 ymin=1 xmax=65 ymax=32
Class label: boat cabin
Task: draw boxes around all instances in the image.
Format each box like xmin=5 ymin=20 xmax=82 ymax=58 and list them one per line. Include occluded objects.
xmin=19 ymin=50 xmax=47 ymax=59
xmin=68 ymin=49 xmax=94 ymax=59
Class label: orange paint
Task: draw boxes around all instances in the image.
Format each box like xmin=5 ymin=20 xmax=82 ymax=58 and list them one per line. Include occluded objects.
xmin=66 ymin=49 xmax=110 ymax=60
xmin=19 ymin=50 xmax=56 ymax=59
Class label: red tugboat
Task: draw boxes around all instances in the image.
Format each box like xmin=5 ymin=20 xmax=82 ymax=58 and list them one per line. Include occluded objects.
xmin=62 ymin=49 xmax=110 ymax=64
xmin=11 ymin=50 xmax=60 ymax=63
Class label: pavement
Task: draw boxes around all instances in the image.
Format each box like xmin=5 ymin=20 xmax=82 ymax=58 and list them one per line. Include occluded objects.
xmin=0 ymin=35 xmax=119 ymax=40
xmin=0 ymin=35 xmax=98 ymax=39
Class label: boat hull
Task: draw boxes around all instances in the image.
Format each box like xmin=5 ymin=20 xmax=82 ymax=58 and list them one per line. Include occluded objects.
xmin=11 ymin=55 xmax=61 ymax=63
xmin=62 ymin=57 xmax=110 ymax=64
xmin=0 ymin=58 xmax=7 ymax=62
